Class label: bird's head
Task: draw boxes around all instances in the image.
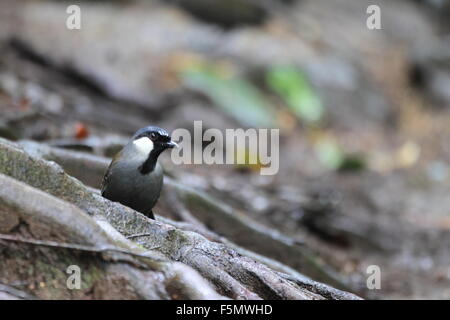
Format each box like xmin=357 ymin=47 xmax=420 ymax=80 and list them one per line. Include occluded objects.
xmin=128 ymin=126 xmax=177 ymax=174
xmin=132 ymin=126 xmax=178 ymax=155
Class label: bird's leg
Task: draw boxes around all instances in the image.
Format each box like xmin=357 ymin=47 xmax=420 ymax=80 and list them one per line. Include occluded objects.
xmin=146 ymin=210 xmax=155 ymax=220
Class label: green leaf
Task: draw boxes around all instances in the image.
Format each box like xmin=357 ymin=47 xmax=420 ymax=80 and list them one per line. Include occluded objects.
xmin=266 ymin=66 xmax=324 ymax=124
xmin=180 ymin=65 xmax=277 ymax=128
xmin=314 ymin=136 xmax=366 ymax=172
xmin=314 ymin=137 xmax=344 ymax=170
xmin=338 ymin=154 xmax=367 ymax=172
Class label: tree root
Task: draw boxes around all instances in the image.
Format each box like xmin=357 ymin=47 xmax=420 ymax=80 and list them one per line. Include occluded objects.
xmin=17 ymin=139 xmax=353 ymax=291
xmin=0 ymin=138 xmax=360 ymax=299
xmin=0 ymin=173 xmax=223 ymax=299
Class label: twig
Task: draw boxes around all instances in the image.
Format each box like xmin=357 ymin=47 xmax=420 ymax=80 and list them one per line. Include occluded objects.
xmin=0 ymin=233 xmax=163 ymax=262
xmin=126 ymin=233 xmax=153 ymax=239
xmin=0 ymin=283 xmax=38 ymax=300
xmin=160 ymin=218 xmax=226 ymax=243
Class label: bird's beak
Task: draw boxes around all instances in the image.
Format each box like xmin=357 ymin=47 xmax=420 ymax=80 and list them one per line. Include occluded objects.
xmin=165 ymin=140 xmax=179 ymax=149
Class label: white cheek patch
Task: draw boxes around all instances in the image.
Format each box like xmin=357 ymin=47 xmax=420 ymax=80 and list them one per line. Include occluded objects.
xmin=133 ymin=137 xmax=154 ymax=155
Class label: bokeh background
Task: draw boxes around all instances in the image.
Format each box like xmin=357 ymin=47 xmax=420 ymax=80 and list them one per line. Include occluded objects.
xmin=0 ymin=0 xmax=449 ymax=299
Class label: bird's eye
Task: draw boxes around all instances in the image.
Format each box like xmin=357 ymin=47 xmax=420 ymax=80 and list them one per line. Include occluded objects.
xmin=150 ymin=132 xmax=157 ymax=140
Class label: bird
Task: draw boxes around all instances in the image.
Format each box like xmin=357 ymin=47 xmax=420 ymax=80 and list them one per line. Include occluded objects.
xmin=101 ymin=126 xmax=178 ymax=219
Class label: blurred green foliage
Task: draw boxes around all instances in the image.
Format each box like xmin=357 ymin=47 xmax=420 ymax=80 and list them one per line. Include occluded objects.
xmin=314 ymin=137 xmax=343 ymax=170
xmin=315 ymin=136 xmax=366 ymax=172
xmin=266 ymin=66 xmax=324 ymax=125
xmin=180 ymin=64 xmax=277 ymax=128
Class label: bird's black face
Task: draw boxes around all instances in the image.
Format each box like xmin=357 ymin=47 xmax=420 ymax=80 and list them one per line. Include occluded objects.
xmin=133 ymin=126 xmax=177 ymax=152
xmin=132 ymin=126 xmax=177 ymax=174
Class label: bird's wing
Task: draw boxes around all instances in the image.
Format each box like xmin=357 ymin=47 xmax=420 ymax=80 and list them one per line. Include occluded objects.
xmin=101 ymin=150 xmax=122 ymax=196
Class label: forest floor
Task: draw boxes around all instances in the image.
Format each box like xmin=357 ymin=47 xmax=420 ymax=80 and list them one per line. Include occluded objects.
xmin=1 ymin=0 xmax=450 ymax=299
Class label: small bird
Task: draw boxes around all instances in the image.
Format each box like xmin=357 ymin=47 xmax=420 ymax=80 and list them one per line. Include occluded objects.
xmin=101 ymin=126 xmax=178 ymax=219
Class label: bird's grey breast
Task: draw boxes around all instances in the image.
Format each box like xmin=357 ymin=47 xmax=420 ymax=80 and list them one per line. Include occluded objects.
xmin=104 ymin=153 xmax=163 ymax=212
